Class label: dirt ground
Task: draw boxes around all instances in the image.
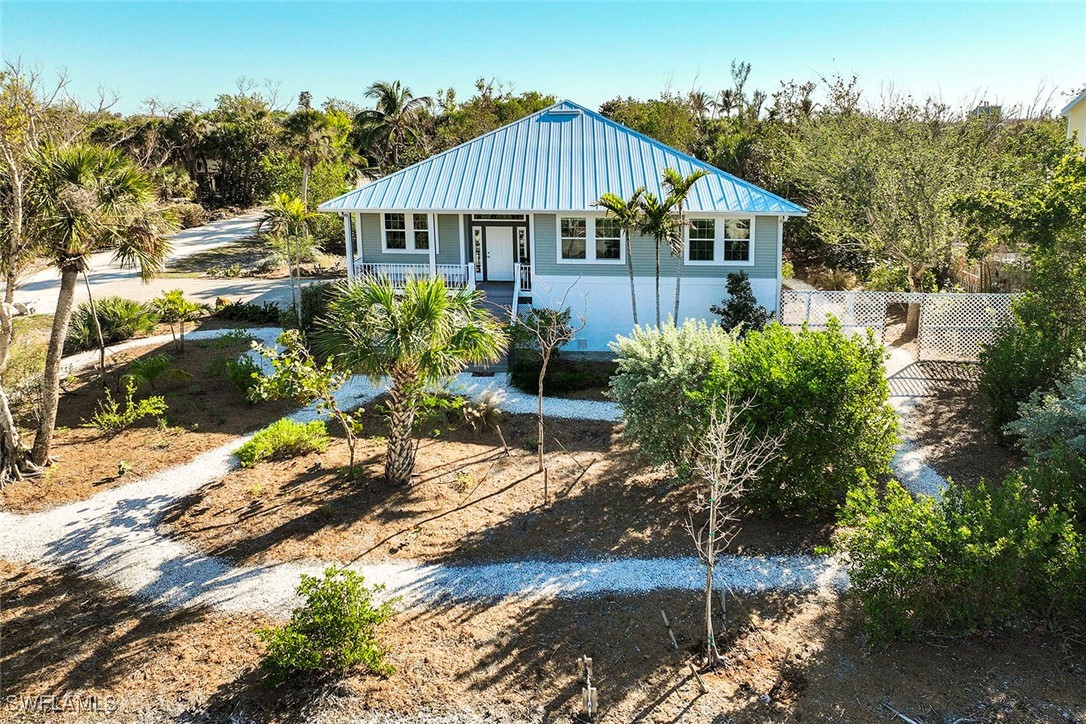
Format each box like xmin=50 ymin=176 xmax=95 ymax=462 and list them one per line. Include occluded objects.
xmin=3 ymin=561 xmax=1083 ymax=723
xmin=161 ymin=410 xmax=832 ymax=567
xmin=2 ymin=332 xmax=292 ymax=513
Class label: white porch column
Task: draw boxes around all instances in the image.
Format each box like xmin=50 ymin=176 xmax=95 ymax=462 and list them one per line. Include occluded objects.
xmin=343 ymin=214 xmax=354 ymax=281
xmin=428 ymin=213 xmax=437 ymax=275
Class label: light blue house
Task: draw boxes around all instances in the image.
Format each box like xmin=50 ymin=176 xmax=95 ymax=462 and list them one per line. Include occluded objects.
xmin=319 ymin=100 xmax=806 ymax=350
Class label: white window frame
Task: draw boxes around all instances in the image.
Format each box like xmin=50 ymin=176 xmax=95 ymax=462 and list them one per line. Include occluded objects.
xmin=556 ymin=214 xmax=626 ymax=265
xmin=381 ymin=212 xmax=431 ymax=254
xmin=683 ymin=215 xmax=756 ymax=266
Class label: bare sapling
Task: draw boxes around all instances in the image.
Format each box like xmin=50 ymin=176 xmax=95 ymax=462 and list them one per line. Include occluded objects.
xmin=508 ymin=281 xmax=586 ymax=503
xmin=686 ymin=395 xmax=781 ymax=668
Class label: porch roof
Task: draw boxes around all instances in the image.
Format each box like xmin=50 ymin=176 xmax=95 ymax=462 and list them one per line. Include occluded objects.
xmin=319 ymin=100 xmax=807 ymax=216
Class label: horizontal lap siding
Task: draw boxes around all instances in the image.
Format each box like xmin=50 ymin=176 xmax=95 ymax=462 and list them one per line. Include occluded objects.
xmin=436 ymin=214 xmax=461 ymax=265
xmin=533 ymin=214 xmax=780 ymax=279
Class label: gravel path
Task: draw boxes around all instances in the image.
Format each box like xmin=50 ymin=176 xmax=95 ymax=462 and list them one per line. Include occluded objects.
xmin=0 ymin=329 xmax=946 ymax=617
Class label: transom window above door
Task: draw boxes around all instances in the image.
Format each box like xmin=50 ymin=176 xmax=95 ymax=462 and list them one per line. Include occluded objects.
xmin=684 ymin=216 xmax=754 ymax=265
xmin=382 ymin=212 xmax=430 ymax=252
xmin=559 ymin=215 xmax=625 ymax=263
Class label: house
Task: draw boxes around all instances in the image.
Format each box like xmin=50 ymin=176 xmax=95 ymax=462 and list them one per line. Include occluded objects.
xmin=318 ymin=100 xmax=806 ymax=351
xmin=1062 ymin=89 xmax=1086 ymax=148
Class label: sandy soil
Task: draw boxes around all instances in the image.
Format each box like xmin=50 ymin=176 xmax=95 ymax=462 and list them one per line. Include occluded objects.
xmin=160 ymin=410 xmax=832 ymax=567
xmin=2 ymin=333 xmax=292 ymax=513
xmin=4 ymin=561 xmax=1083 ymax=723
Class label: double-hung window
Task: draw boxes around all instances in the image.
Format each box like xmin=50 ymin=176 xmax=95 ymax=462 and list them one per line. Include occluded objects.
xmin=723 ymin=218 xmax=751 ymax=262
xmin=684 ymin=216 xmax=754 ymax=264
xmin=559 ymin=215 xmax=625 ymax=263
xmin=382 ymin=212 xmax=430 ymax=252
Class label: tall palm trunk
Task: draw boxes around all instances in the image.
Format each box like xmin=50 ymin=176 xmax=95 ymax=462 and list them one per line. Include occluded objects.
xmin=384 ymin=372 xmax=418 ymax=486
xmin=33 ymin=266 xmax=79 ymax=465
xmin=655 ymin=241 xmax=661 ymax=328
xmin=673 ymin=202 xmax=686 ymax=323
xmin=625 ymin=235 xmax=639 ymax=326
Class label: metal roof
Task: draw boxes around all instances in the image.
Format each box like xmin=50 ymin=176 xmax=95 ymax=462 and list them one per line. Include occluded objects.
xmin=319 ymin=100 xmax=807 ymax=216
xmin=1061 ymin=89 xmax=1086 ymax=117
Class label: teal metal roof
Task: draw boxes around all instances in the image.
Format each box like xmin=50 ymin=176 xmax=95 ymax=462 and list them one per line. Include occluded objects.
xmin=320 ymin=100 xmax=806 ymax=215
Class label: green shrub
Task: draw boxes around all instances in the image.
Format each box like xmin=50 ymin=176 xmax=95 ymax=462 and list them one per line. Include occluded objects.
xmin=64 ymin=297 xmax=158 ymax=354
xmin=225 ymin=356 xmax=263 ymax=396
xmin=726 ymin=320 xmax=898 ymax=514
xmin=609 ymin=320 xmax=737 ymax=476
xmin=299 ymin=281 xmax=335 ymax=338
xmin=837 ymin=473 xmax=1086 ymax=643
xmin=710 ymin=271 xmax=771 ymax=335
xmin=214 ymin=299 xmax=283 ymax=324
xmin=257 ymin=567 xmax=395 ymax=684
xmin=169 ymin=202 xmax=205 ymax=228
xmin=122 ymin=353 xmax=191 ymax=391
xmin=509 ymin=356 xmax=613 ymax=396
xmin=979 ymin=321 xmax=1070 ymax=437
xmin=1003 ymin=354 xmax=1086 ymax=457
xmin=234 ymin=418 xmax=329 ymax=468
xmin=84 ymin=379 xmax=168 ymax=433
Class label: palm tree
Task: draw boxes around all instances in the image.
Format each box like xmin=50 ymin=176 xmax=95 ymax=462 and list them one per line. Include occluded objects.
xmin=259 ymin=193 xmax=318 ymax=321
xmin=638 ymin=192 xmax=678 ymax=327
xmin=662 ymin=167 xmax=710 ymax=321
xmin=317 ymin=276 xmax=507 ymax=486
xmin=30 ymin=144 xmax=172 ymax=465
xmin=357 ymin=81 xmax=431 ymax=171
xmin=282 ymin=93 xmax=339 ymax=207
xmin=596 ymin=188 xmax=645 ymax=326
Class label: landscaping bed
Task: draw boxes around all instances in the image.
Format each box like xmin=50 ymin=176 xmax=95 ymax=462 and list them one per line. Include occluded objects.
xmin=2 ymin=334 xmax=292 ymax=513
xmin=160 ymin=409 xmax=832 ymax=567
xmin=4 ymin=560 xmax=1083 ymax=723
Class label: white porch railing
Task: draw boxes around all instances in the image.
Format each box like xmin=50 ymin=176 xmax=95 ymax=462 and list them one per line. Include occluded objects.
xmin=518 ymin=263 xmax=532 ymax=293
xmin=354 ymin=262 xmax=476 ymax=290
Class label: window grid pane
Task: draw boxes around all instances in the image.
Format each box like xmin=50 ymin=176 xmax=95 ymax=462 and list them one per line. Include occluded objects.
xmin=386 ymin=231 xmax=407 ymax=249
xmin=690 ymin=218 xmax=715 ymax=240
xmin=386 ymin=213 xmax=406 ymax=230
xmin=724 ymin=218 xmax=751 ymax=240
xmin=690 ymin=239 xmax=715 ymax=261
xmin=561 ymin=217 xmax=588 ymax=260
xmin=562 ymin=238 xmax=587 ymax=259
xmin=595 ymin=217 xmax=621 ymax=260
xmin=724 ymin=239 xmax=750 ymax=261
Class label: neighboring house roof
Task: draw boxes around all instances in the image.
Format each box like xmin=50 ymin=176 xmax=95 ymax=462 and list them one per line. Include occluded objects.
xmin=1061 ymin=89 xmax=1086 ymax=117
xmin=319 ymin=100 xmax=807 ymax=216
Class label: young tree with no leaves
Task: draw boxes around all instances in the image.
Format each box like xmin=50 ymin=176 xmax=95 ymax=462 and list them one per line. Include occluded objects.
xmin=509 ymin=283 xmax=587 ymax=497
xmin=687 ymin=396 xmax=781 ymax=668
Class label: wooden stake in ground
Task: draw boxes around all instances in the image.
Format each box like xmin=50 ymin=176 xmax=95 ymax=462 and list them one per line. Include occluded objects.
xmin=660 ymin=609 xmax=679 ymax=651
xmin=580 ymin=655 xmax=597 ymax=721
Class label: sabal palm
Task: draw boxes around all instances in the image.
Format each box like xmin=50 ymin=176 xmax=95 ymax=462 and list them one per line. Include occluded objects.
xmin=357 ymin=81 xmax=431 ymax=170
xmin=259 ymin=193 xmax=318 ymax=319
xmin=281 ymin=108 xmax=337 ymax=207
xmin=638 ymin=192 xmax=678 ymax=327
xmin=317 ymin=276 xmax=507 ymax=486
xmin=596 ymin=188 xmax=645 ymax=326
xmin=31 ymin=144 xmax=172 ymax=465
xmin=662 ymin=167 xmax=710 ymax=321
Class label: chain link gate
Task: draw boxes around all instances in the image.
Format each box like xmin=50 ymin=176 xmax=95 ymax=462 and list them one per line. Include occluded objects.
xmin=780 ymin=290 xmax=1017 ymax=362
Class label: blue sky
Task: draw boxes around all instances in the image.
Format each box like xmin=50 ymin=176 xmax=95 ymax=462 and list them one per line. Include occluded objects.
xmin=2 ymin=1 xmax=1084 ymax=115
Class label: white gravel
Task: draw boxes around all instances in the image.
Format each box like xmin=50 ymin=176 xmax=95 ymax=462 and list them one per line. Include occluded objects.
xmin=1 ymin=328 xmax=950 ymax=617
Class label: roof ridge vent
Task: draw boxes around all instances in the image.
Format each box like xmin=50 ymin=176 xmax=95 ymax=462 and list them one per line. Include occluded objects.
xmin=547 ymin=107 xmax=582 ymax=117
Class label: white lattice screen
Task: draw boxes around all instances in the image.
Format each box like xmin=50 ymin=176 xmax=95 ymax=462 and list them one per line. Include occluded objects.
xmin=779 ymin=290 xmax=1017 ymax=362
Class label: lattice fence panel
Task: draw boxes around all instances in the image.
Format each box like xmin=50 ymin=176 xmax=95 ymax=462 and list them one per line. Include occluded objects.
xmin=918 ymin=293 xmax=1016 ymax=362
xmin=780 ymin=290 xmax=889 ymax=341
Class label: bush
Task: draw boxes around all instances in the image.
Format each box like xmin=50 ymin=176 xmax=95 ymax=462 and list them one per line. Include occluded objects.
xmin=257 ymin=567 xmax=395 ymax=684
xmin=169 ymin=202 xmax=205 ymax=228
xmin=84 ymin=379 xmax=168 ymax=433
xmin=64 ymin=297 xmax=157 ymax=354
xmin=225 ymin=356 xmax=263 ymax=396
xmin=1005 ymin=355 xmax=1086 ymax=457
xmin=726 ymin=320 xmax=898 ymax=514
xmin=710 ymin=271 xmax=771 ymax=335
xmin=214 ymin=299 xmax=283 ymax=324
xmin=234 ymin=418 xmax=329 ymax=468
xmin=299 ymin=282 xmax=335 ymax=338
xmin=609 ymin=320 xmax=737 ymax=476
xmin=837 ymin=473 xmax=1086 ymax=643
xmin=509 ymin=356 xmax=613 ymax=396
xmin=979 ymin=321 xmax=1070 ymax=436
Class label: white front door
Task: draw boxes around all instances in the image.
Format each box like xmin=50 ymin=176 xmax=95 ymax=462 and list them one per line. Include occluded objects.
xmin=485 ymin=226 xmax=515 ymax=281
